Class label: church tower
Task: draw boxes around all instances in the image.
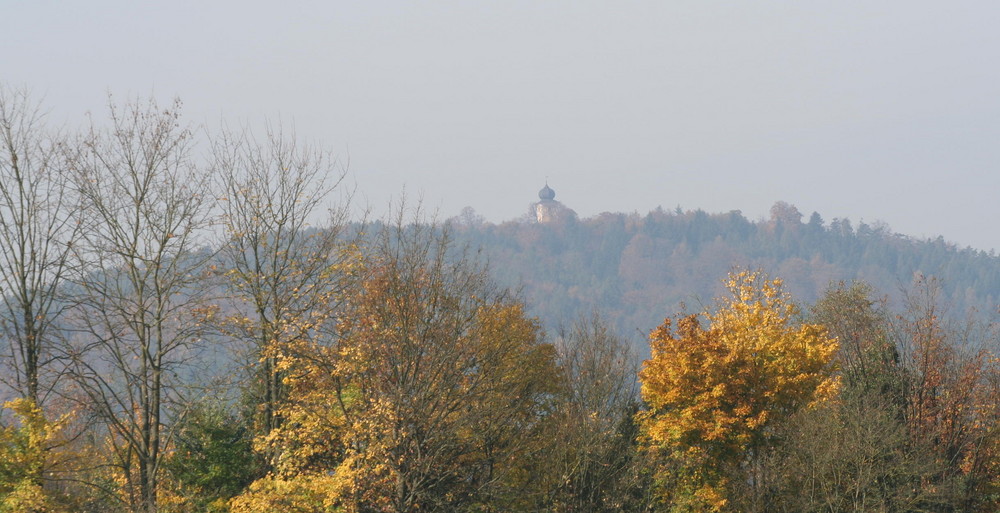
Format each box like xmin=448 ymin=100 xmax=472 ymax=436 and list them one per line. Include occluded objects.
xmin=535 ymin=183 xmax=557 ymax=223
xmin=531 ymin=182 xmax=576 ymax=223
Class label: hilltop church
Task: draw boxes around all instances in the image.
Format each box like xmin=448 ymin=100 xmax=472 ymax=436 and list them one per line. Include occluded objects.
xmin=530 ymin=183 xmax=576 ymax=224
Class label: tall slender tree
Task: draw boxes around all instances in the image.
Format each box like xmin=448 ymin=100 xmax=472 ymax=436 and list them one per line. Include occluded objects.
xmin=0 ymin=85 xmax=80 ymax=405
xmin=66 ymin=97 xmax=214 ymax=513
xmin=897 ymin=275 xmax=997 ymax=510
xmin=212 ymin=125 xmax=352 ymax=437
xmin=542 ymin=314 xmax=650 ymax=512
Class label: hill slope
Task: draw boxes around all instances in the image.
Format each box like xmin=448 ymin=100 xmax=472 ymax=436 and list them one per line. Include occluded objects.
xmin=451 ymin=202 xmax=1000 ymax=350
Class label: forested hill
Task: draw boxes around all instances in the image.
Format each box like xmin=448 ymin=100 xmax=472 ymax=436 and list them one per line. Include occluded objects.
xmin=450 ymin=202 xmax=1000 ymax=348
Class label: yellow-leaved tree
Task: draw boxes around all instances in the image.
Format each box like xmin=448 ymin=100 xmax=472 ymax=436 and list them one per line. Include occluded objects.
xmin=0 ymin=399 xmax=69 ymax=513
xmin=231 ymin=212 xmax=561 ymax=513
xmin=638 ymin=270 xmax=838 ymax=512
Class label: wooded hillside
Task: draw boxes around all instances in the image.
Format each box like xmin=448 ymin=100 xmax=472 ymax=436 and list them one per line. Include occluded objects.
xmin=451 ymin=202 xmax=1000 ymax=350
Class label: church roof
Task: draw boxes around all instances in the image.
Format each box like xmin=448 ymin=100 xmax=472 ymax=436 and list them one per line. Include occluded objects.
xmin=538 ymin=183 xmax=555 ymax=201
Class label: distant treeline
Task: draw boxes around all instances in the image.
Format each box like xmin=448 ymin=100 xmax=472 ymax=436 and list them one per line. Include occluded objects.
xmin=450 ymin=201 xmax=1000 ymax=349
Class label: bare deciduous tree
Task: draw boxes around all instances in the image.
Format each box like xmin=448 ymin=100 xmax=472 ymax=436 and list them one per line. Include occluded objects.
xmin=66 ymin=97 xmax=214 ymax=513
xmin=212 ymin=125 xmax=353 ymax=437
xmin=542 ymin=314 xmax=649 ymax=512
xmin=0 ymin=84 xmax=80 ymax=405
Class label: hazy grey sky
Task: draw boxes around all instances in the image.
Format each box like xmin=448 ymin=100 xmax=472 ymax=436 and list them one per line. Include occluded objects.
xmin=5 ymin=1 xmax=999 ymax=251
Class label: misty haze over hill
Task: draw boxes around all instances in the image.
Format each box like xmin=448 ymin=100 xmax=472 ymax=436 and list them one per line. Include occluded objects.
xmin=449 ymin=199 xmax=999 ymax=350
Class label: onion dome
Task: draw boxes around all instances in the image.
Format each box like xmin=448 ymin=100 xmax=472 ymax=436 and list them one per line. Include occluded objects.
xmin=538 ymin=183 xmax=555 ymax=201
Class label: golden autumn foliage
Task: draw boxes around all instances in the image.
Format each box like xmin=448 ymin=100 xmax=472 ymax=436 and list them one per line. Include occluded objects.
xmin=228 ymin=474 xmax=343 ymax=513
xmin=0 ymin=399 xmax=70 ymax=513
xmin=638 ymin=270 xmax=839 ymax=511
xmin=229 ymin=221 xmax=561 ymax=513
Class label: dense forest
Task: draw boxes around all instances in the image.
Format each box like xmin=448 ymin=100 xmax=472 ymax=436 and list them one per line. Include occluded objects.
xmin=450 ymin=201 xmax=1000 ymax=353
xmin=1 ymin=87 xmax=998 ymax=513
